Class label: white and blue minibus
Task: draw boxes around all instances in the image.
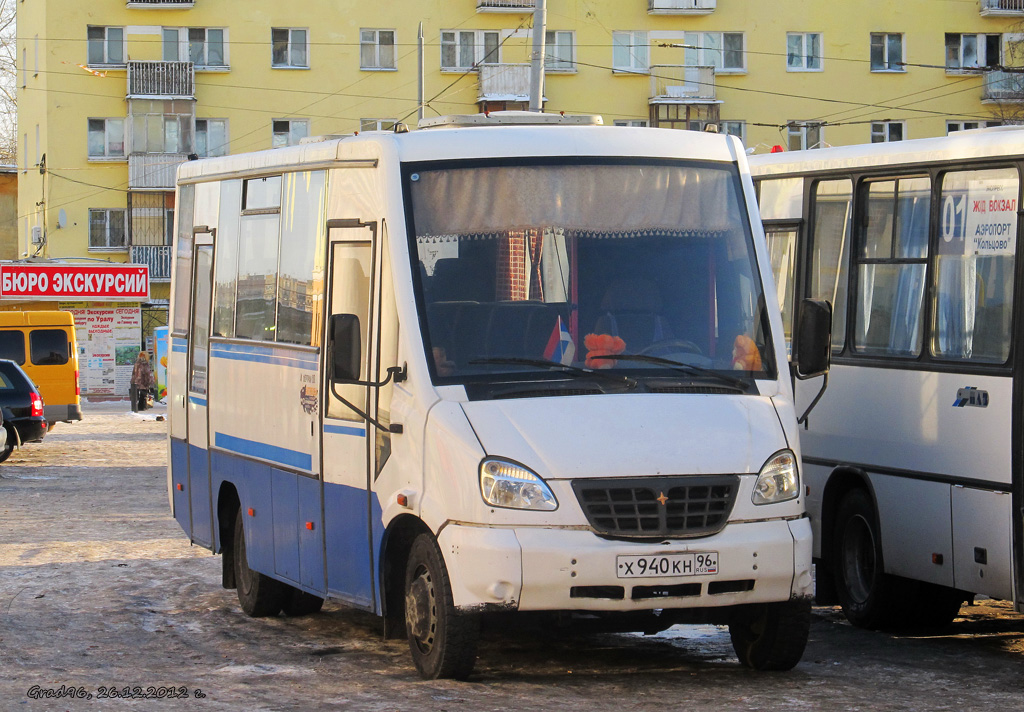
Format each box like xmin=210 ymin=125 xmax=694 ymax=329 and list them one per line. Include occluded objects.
xmin=168 ymin=113 xmax=829 ymax=678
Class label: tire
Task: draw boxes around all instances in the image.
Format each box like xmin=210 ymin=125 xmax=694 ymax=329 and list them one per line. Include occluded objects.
xmin=729 ymin=598 xmax=811 ymax=671
xmin=233 ymin=511 xmax=286 ymax=617
xmin=0 ymin=425 xmax=16 ymax=463
xmin=281 ymin=587 xmax=325 ymax=617
xmin=831 ymin=489 xmax=903 ymax=629
xmin=404 ymin=533 xmax=480 ymax=680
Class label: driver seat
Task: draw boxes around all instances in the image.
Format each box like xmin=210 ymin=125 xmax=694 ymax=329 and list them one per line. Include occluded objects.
xmin=592 ymin=278 xmax=671 ymax=352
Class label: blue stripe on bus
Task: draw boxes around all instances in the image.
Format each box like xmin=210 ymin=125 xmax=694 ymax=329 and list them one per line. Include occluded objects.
xmin=324 ymin=423 xmax=367 ymax=438
xmin=214 ymin=432 xmax=313 ymax=471
xmin=188 ymin=396 xmax=208 ymax=407
xmin=210 ymin=342 xmax=319 ymax=370
xmin=171 ymin=341 xmax=188 ymax=354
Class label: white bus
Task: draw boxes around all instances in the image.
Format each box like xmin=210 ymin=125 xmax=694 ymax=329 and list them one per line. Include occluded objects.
xmin=749 ymin=126 xmax=1024 ymax=630
xmin=167 ymin=113 xmax=830 ymax=679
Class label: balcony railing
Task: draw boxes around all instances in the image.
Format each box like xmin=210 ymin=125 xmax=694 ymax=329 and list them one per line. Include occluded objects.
xmin=650 ymin=65 xmax=716 ymax=103
xmin=477 ymin=0 xmax=536 ymax=11
xmin=981 ymin=0 xmax=1024 ymax=15
xmin=127 ymin=61 xmax=194 ymax=98
xmin=130 ymin=246 xmax=172 ymax=282
xmin=129 ymin=153 xmax=190 ymax=190
xmin=478 ymin=63 xmax=532 ymax=101
xmin=983 ymin=69 xmax=1024 ymax=102
xmin=127 ymin=0 xmax=195 ymax=6
xmin=648 ymin=0 xmax=716 ymax=14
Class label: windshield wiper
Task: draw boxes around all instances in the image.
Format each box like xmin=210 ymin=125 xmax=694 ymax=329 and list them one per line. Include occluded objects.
xmin=469 ymin=357 xmax=638 ymax=388
xmin=588 ymin=353 xmax=749 ymax=391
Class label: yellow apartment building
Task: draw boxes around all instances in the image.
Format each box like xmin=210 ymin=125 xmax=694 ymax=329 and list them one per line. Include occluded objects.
xmin=14 ymin=0 xmax=1024 ymax=313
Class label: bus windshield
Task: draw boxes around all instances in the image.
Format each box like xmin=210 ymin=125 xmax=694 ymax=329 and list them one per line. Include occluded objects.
xmin=406 ymin=159 xmax=775 ymax=386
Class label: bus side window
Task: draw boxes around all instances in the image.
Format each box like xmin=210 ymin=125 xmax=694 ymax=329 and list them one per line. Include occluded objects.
xmin=932 ymin=167 xmax=1018 ymax=363
xmin=326 ymin=240 xmax=372 ymax=422
xmin=809 ymin=179 xmax=853 ymax=353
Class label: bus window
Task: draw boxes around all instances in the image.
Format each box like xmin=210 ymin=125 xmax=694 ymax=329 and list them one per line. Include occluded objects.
xmin=326 ymin=240 xmax=371 ymax=422
xmin=171 ymin=184 xmax=195 ymax=334
xmin=276 ymin=171 xmax=327 ymax=346
xmin=765 ymin=226 xmax=798 ymax=352
xmin=213 ymin=180 xmax=242 ymax=338
xmin=0 ymin=331 xmax=25 ymax=364
xmin=932 ymin=167 xmax=1018 ymax=362
xmin=809 ymin=179 xmax=852 ymax=351
xmin=854 ymin=177 xmax=930 ymax=357
xmin=758 ymin=178 xmax=803 ymax=220
xmin=234 ymin=213 xmax=281 ymax=341
xmin=29 ymin=329 xmax=69 ymax=365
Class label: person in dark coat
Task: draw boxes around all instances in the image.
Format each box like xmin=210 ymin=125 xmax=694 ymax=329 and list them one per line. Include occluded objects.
xmin=130 ymin=350 xmax=155 ymax=412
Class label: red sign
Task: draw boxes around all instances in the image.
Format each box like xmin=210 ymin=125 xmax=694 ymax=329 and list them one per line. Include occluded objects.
xmin=0 ymin=263 xmax=150 ymax=301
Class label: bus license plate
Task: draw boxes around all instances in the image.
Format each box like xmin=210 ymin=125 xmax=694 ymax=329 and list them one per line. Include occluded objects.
xmin=616 ymin=552 xmax=719 ymax=579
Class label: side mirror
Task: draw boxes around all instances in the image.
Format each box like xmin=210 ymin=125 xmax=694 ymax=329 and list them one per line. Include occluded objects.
xmin=329 ymin=314 xmax=361 ymax=382
xmin=795 ymin=299 xmax=832 ymax=379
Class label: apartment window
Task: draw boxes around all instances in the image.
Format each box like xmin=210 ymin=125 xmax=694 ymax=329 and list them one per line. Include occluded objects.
xmin=722 ymin=120 xmax=747 ymax=144
xmin=361 ymin=29 xmax=396 ymax=70
xmin=441 ymin=30 xmax=500 ymax=71
xmin=612 ymin=31 xmax=649 ymax=72
xmin=545 ymin=31 xmax=575 ymax=72
xmin=947 ymin=120 xmax=1002 ymax=133
xmin=129 ymin=100 xmax=194 ymax=154
xmin=787 ymin=32 xmax=822 ymax=71
xmin=684 ymin=32 xmax=745 ymax=72
xmin=870 ymin=33 xmax=904 ymax=72
xmin=871 ymin=121 xmax=905 ymax=143
xmin=359 ymin=119 xmax=396 ymax=132
xmin=613 ymin=120 xmax=649 ymax=127
xmin=272 ymin=119 xmax=309 ymax=148
xmin=87 ymin=118 xmax=125 ymax=159
xmin=87 ymin=26 xmax=125 ymax=66
xmin=196 ymin=119 xmax=228 ymax=157
xmin=163 ymin=28 xmax=227 ymax=68
xmin=787 ymin=121 xmax=824 ymax=150
xmin=272 ymin=28 xmax=309 ymax=68
xmin=945 ymin=33 xmax=1001 ymax=72
xmin=89 ymin=209 xmax=127 ymax=250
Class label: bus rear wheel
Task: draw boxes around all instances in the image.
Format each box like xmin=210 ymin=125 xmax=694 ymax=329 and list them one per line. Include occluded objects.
xmin=832 ymin=489 xmax=901 ymax=629
xmin=233 ymin=511 xmax=286 ymax=617
xmin=729 ymin=598 xmax=811 ymax=671
xmin=404 ymin=533 xmax=479 ymax=680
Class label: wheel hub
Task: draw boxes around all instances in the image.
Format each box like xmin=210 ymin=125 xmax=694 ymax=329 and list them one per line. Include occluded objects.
xmin=406 ymin=571 xmax=435 ymax=647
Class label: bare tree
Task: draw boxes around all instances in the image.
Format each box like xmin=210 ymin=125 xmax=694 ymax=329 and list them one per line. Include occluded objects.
xmin=0 ymin=0 xmax=14 ymax=162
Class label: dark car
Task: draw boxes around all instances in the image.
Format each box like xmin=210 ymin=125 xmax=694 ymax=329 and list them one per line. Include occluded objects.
xmin=0 ymin=359 xmax=47 ymax=462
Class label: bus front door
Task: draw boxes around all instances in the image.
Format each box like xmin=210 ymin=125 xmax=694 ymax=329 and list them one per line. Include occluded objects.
xmin=321 ymin=222 xmax=376 ymax=609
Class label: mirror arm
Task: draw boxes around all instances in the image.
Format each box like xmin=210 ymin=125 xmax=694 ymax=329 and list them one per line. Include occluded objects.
xmin=796 ymin=372 xmax=828 ymax=429
xmin=329 ymin=381 xmax=404 ymax=434
xmin=338 ymin=364 xmax=407 ymax=389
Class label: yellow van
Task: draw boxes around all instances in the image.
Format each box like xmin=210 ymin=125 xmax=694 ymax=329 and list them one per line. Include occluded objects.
xmin=0 ymin=311 xmax=82 ymax=424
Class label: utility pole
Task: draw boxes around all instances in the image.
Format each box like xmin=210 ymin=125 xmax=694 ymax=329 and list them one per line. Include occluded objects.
xmin=418 ymin=23 xmax=425 ymax=123
xmin=529 ymin=0 xmax=547 ymax=112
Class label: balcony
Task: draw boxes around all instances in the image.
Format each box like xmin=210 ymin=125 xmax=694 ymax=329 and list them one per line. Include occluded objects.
xmin=478 ymin=63 xmax=532 ymax=101
xmin=127 ymin=61 xmax=194 ymax=98
xmin=649 ymin=0 xmax=716 ymax=14
xmin=980 ymin=0 xmax=1024 ymax=15
xmin=129 ymin=153 xmax=190 ymax=190
xmin=650 ymin=65 xmax=717 ymax=103
xmin=983 ymin=69 xmax=1024 ymax=102
xmin=130 ymin=246 xmax=172 ymax=282
xmin=477 ymin=0 xmax=535 ymax=11
xmin=127 ymin=0 xmax=195 ymax=6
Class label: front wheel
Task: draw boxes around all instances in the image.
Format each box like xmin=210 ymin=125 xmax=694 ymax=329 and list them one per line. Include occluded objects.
xmin=233 ymin=511 xmax=286 ymax=617
xmin=404 ymin=533 xmax=479 ymax=680
xmin=729 ymin=598 xmax=811 ymax=671
xmin=0 ymin=425 xmax=16 ymax=463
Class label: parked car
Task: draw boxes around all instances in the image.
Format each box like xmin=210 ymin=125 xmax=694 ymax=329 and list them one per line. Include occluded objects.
xmin=0 ymin=359 xmax=47 ymax=462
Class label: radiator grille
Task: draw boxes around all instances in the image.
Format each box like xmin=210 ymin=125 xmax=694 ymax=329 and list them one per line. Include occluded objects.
xmin=572 ymin=476 xmax=739 ymax=539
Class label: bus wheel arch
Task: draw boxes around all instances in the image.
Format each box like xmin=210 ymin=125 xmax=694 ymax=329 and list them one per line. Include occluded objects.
xmin=217 ymin=483 xmax=241 ymax=590
xmin=818 ymin=468 xmax=874 ymax=604
xmin=381 ymin=515 xmax=432 ymax=640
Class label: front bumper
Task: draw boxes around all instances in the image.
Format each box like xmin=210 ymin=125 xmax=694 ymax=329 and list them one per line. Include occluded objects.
xmin=439 ymin=517 xmax=813 ymax=613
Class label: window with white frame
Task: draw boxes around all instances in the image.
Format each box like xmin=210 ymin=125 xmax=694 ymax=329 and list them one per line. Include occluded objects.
xmin=870 ymin=121 xmax=905 ymax=143
xmin=945 ymin=33 xmax=1001 ymax=72
xmin=360 ymin=119 xmax=397 ymax=132
xmin=272 ymin=119 xmax=309 ymax=148
xmin=722 ymin=120 xmax=746 ymax=144
xmin=787 ymin=121 xmax=824 ymax=150
xmin=163 ymin=27 xmax=227 ymax=68
xmin=613 ymin=119 xmax=649 ymax=127
xmin=870 ymin=33 xmax=904 ymax=71
xmin=87 ymin=26 xmax=125 ymax=66
xmin=947 ymin=120 xmax=1003 ymax=133
xmin=787 ymin=32 xmax=822 ymax=71
xmin=87 ymin=118 xmax=125 ymax=159
xmin=129 ymin=100 xmax=194 ymax=154
xmin=684 ymin=31 xmax=745 ymax=72
xmin=545 ymin=31 xmax=575 ymax=72
xmin=272 ymin=28 xmax=309 ymax=68
xmin=196 ymin=119 xmax=228 ymax=157
xmin=612 ymin=31 xmax=649 ymax=72
xmin=361 ymin=29 xmax=396 ymax=69
xmin=89 ymin=209 xmax=127 ymax=249
xmin=441 ymin=30 xmax=500 ymax=71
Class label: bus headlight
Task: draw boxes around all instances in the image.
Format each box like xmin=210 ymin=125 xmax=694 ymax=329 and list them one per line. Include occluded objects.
xmin=480 ymin=459 xmax=558 ymax=511
xmin=752 ymin=450 xmax=799 ymax=505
